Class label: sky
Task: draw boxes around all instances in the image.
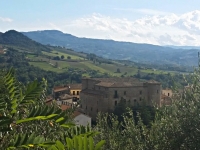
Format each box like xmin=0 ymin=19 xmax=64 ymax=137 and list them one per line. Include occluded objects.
xmin=0 ymin=0 xmax=200 ymax=46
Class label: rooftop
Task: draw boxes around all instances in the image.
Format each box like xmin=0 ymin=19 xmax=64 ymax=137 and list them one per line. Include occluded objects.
xmin=59 ymin=94 xmax=73 ymax=100
xmin=69 ymin=84 xmax=82 ymax=89
xmin=60 ymin=104 xmax=72 ymax=111
xmin=83 ymin=77 xmax=160 ymax=88
xmin=53 ymin=85 xmax=69 ymax=92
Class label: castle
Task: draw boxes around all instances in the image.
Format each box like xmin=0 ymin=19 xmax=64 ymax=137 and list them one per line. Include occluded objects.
xmin=80 ymin=77 xmax=162 ymax=120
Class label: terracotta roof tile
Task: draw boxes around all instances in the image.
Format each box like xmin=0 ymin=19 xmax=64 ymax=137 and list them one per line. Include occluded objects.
xmin=82 ymin=77 xmax=160 ymax=88
xmin=69 ymin=84 xmax=82 ymax=89
xmin=60 ymin=105 xmax=71 ymax=111
xmin=73 ymin=111 xmax=82 ymax=117
xmin=53 ymin=86 xmax=69 ymax=92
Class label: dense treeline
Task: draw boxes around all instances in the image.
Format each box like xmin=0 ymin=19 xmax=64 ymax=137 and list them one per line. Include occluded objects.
xmin=1 ymin=47 xmax=190 ymax=94
xmin=133 ymin=70 xmax=189 ymax=89
xmin=1 ymin=49 xmax=82 ymax=93
xmin=1 ymin=66 xmax=200 ymax=149
xmin=94 ymin=67 xmax=200 ymax=149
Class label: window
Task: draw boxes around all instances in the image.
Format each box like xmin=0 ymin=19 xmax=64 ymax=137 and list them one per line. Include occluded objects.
xmin=115 ymin=101 xmax=117 ymax=106
xmin=115 ymin=90 xmax=117 ymax=95
xmin=124 ymin=91 xmax=126 ymax=95
xmin=86 ymin=106 xmax=87 ymax=110
xmin=97 ymin=109 xmax=98 ymax=113
xmin=134 ymin=99 xmax=136 ymax=102
xmin=97 ymin=101 xmax=98 ymax=105
xmin=140 ymin=98 xmax=142 ymax=101
xmin=168 ymin=93 xmax=170 ymax=96
xmin=157 ymin=90 xmax=159 ymax=94
xmin=114 ymin=90 xmax=118 ymax=98
xmin=99 ymin=87 xmax=100 ymax=90
xmin=77 ymin=91 xmax=79 ymax=95
xmin=140 ymin=90 xmax=142 ymax=95
xmin=73 ymin=91 xmax=75 ymax=95
xmin=91 ymin=107 xmax=93 ymax=111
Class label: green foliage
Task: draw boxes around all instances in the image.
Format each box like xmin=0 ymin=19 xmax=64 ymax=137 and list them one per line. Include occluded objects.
xmin=0 ymin=69 xmax=104 ymax=149
xmin=48 ymin=135 xmax=105 ymax=150
xmin=95 ymin=66 xmax=200 ymax=149
xmin=61 ymin=55 xmax=64 ymax=59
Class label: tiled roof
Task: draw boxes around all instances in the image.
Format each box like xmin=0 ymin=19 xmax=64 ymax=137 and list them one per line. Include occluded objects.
xmin=60 ymin=105 xmax=71 ymax=110
xmin=73 ymin=111 xmax=91 ymax=118
xmin=53 ymin=86 xmax=69 ymax=92
xmin=60 ymin=106 xmax=89 ymax=118
xmin=59 ymin=94 xmax=73 ymax=100
xmin=73 ymin=111 xmax=82 ymax=117
xmin=95 ymin=82 xmax=143 ymax=87
xmin=82 ymin=77 xmax=160 ymax=88
xmin=69 ymin=84 xmax=82 ymax=89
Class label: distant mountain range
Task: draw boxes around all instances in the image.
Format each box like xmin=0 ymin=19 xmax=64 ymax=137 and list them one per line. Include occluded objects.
xmin=22 ymin=30 xmax=200 ymax=66
xmin=166 ymin=45 xmax=200 ymax=50
xmin=0 ymin=30 xmax=50 ymax=52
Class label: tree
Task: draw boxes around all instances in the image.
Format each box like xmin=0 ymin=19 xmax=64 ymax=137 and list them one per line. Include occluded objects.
xmin=67 ymin=56 xmax=71 ymax=59
xmin=95 ymin=65 xmax=200 ymax=150
xmin=116 ymin=68 xmax=121 ymax=73
xmin=0 ymin=69 xmax=105 ymax=149
xmin=53 ymin=56 xmax=60 ymax=60
xmin=61 ymin=55 xmax=64 ymax=59
xmin=55 ymin=62 xmax=58 ymax=68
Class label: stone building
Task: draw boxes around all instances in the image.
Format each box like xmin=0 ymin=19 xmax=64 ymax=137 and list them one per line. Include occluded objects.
xmin=52 ymin=83 xmax=82 ymax=105
xmin=162 ymin=89 xmax=173 ymax=97
xmin=69 ymin=84 xmax=82 ymax=101
xmin=80 ymin=77 xmax=162 ymax=121
xmin=161 ymin=89 xmax=173 ymax=106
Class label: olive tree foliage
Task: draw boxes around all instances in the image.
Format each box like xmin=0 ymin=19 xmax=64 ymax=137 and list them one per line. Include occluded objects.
xmin=0 ymin=69 xmax=105 ymax=150
xmin=95 ymin=67 xmax=200 ymax=150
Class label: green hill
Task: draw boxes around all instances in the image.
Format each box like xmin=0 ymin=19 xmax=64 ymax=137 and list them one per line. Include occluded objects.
xmin=0 ymin=30 xmax=50 ymax=52
xmin=22 ymin=30 xmax=199 ymax=66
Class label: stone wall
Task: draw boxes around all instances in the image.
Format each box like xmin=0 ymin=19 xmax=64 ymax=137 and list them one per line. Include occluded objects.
xmin=80 ymin=79 xmax=162 ymax=120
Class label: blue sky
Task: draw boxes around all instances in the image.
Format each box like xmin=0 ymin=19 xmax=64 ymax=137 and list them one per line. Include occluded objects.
xmin=1 ymin=0 xmax=200 ymax=45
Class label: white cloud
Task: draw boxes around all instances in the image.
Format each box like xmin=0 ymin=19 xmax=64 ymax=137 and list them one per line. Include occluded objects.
xmin=113 ymin=8 xmax=170 ymax=16
xmin=0 ymin=17 xmax=13 ymax=22
xmin=62 ymin=10 xmax=200 ymax=46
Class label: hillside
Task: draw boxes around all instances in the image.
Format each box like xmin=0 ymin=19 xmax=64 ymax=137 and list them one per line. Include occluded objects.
xmin=22 ymin=30 xmax=199 ymax=66
xmin=0 ymin=30 xmax=50 ymax=52
xmin=0 ymin=38 xmax=188 ymax=91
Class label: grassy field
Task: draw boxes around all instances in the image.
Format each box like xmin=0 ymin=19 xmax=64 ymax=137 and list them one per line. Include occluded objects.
xmin=27 ymin=49 xmax=175 ymax=77
xmin=42 ymin=50 xmax=84 ymax=60
xmin=29 ymin=62 xmax=66 ymax=73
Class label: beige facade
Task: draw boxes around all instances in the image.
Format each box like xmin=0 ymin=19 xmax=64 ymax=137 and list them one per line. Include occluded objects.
xmin=80 ymin=78 xmax=162 ymax=121
xmin=161 ymin=89 xmax=173 ymax=106
xmin=69 ymin=84 xmax=82 ymax=100
xmin=162 ymin=89 xmax=173 ymax=97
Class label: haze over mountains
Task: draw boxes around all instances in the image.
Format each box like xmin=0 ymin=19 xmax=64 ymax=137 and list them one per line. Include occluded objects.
xmin=22 ymin=30 xmax=200 ymax=66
